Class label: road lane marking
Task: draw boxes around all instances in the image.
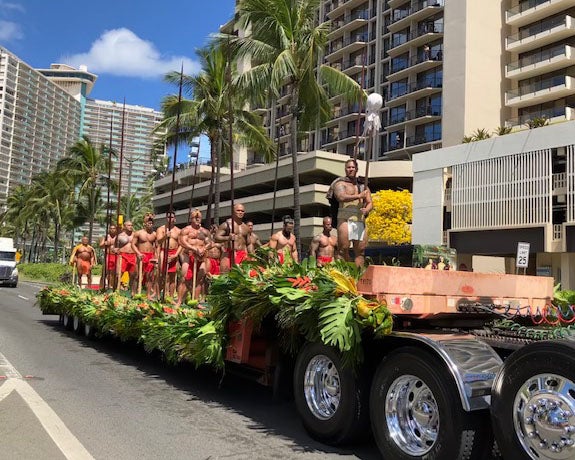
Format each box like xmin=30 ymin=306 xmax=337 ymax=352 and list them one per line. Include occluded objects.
xmin=17 ymin=295 xmax=29 ymax=301
xmin=0 ymin=352 xmax=94 ymax=460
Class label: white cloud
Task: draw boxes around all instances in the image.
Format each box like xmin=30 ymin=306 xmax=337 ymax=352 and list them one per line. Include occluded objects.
xmin=0 ymin=2 xmax=25 ymax=13
xmin=0 ymin=20 xmax=23 ymax=41
xmin=61 ymin=28 xmax=200 ymax=78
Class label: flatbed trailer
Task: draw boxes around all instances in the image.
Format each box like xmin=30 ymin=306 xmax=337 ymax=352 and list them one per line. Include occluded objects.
xmin=53 ymin=265 xmax=574 ymax=460
xmin=221 ymin=265 xmax=574 ymax=460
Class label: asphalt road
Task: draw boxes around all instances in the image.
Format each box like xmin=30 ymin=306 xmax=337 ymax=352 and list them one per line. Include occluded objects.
xmin=0 ymin=282 xmax=379 ymax=460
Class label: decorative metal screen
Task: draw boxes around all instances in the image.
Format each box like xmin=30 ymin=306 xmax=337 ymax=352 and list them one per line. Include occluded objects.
xmin=452 ymin=149 xmax=551 ymax=230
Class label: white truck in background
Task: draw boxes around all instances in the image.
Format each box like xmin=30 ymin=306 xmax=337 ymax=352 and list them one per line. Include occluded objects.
xmin=0 ymin=237 xmax=18 ymax=287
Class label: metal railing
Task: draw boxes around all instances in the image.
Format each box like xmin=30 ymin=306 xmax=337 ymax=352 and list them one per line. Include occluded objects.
xmin=505 ymin=106 xmax=569 ymax=126
xmin=507 ymin=0 xmax=551 ymax=18
xmin=507 ymin=45 xmax=567 ymax=72
xmin=507 ymin=15 xmax=568 ymax=44
xmin=506 ymin=75 xmax=566 ymax=99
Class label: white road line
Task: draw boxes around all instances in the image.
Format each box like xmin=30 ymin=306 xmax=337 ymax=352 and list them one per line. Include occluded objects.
xmin=0 ymin=352 xmax=94 ymax=460
xmin=17 ymin=295 xmax=29 ymax=301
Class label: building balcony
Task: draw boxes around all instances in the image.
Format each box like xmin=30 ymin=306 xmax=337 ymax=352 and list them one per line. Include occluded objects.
xmin=385 ymin=107 xmax=442 ymax=130
xmin=387 ymin=52 xmax=443 ymax=81
xmin=386 ymin=78 xmax=443 ymax=106
xmin=506 ymin=45 xmax=575 ymax=79
xmin=341 ymin=56 xmax=366 ymax=74
xmin=506 ymin=15 xmax=575 ymax=53
xmin=388 ymin=24 xmax=444 ymax=57
xmin=325 ymin=33 xmax=370 ymax=61
xmin=389 ymin=0 xmax=445 ymax=33
xmin=506 ymin=75 xmax=575 ymax=108
xmin=506 ymin=0 xmax=575 ymax=28
xmin=505 ymin=105 xmax=575 ymax=127
xmin=328 ymin=10 xmax=371 ymax=39
xmin=326 ymin=0 xmax=369 ymax=19
xmin=388 ymin=0 xmax=410 ymax=9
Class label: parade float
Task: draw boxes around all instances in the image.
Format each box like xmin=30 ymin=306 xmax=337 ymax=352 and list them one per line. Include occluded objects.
xmin=37 ymin=247 xmax=575 ymax=460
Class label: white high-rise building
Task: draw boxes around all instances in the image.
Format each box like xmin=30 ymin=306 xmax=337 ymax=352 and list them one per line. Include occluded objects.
xmin=82 ymin=99 xmax=165 ymax=199
xmin=0 ymin=47 xmax=81 ymax=205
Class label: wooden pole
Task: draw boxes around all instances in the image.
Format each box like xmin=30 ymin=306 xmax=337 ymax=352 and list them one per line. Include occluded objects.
xmin=115 ymin=100 xmax=127 ymax=291
xmin=160 ymin=65 xmax=185 ymax=303
xmin=137 ymin=258 xmax=143 ymax=295
xmin=353 ymin=45 xmax=367 ymax=161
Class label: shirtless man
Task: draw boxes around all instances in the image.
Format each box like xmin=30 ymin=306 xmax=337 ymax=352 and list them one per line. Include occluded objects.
xmin=131 ymin=214 xmax=158 ymax=298
xmin=333 ymin=159 xmax=373 ymax=266
xmin=246 ymin=221 xmax=262 ymax=254
xmin=116 ymin=221 xmax=137 ymax=292
xmin=309 ymin=216 xmax=337 ymax=266
xmin=176 ymin=209 xmax=210 ymax=306
xmin=156 ymin=211 xmax=181 ymax=299
xmin=99 ymin=224 xmax=118 ymax=289
xmin=215 ymin=203 xmax=250 ymax=272
xmin=205 ymin=225 xmax=223 ymax=279
xmin=268 ymin=215 xmax=298 ymax=264
xmin=70 ymin=236 xmax=96 ymax=289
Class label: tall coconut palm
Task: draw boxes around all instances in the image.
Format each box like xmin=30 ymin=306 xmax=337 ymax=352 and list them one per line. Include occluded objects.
xmin=57 ymin=136 xmax=115 ymax=243
xmin=26 ymin=171 xmax=75 ymax=262
xmin=157 ymin=40 xmax=274 ymax=225
xmin=2 ymin=184 xmax=29 ymax=247
xmin=233 ymin=0 xmax=364 ymax=254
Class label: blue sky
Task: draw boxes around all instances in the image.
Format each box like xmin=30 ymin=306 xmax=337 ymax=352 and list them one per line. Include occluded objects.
xmin=0 ymin=0 xmax=237 ymax=160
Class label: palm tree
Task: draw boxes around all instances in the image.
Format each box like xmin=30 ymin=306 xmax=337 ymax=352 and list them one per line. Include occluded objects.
xmin=462 ymin=128 xmax=491 ymax=143
xmin=233 ymin=0 xmax=364 ymax=254
xmin=2 ymin=185 xmax=29 ymax=248
xmin=26 ymin=171 xmax=75 ymax=262
xmin=158 ymin=41 xmax=274 ymax=226
xmin=120 ymin=192 xmax=153 ymax=227
xmin=57 ymin=136 xmax=115 ymax=243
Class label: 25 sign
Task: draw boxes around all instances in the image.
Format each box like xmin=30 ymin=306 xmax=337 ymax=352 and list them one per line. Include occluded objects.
xmin=516 ymin=242 xmax=530 ymax=268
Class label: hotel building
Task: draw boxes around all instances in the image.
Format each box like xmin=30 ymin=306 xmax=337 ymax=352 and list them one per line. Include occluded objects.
xmin=0 ymin=48 xmax=81 ymax=205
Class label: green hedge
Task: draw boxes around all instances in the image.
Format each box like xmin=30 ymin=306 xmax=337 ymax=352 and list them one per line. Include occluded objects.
xmin=19 ymin=263 xmax=102 ymax=283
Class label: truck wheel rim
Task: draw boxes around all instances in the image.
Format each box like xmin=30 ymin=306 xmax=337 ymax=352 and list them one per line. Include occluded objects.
xmin=385 ymin=375 xmax=438 ymax=456
xmin=303 ymin=354 xmax=340 ymax=420
xmin=513 ymin=373 xmax=575 ymax=459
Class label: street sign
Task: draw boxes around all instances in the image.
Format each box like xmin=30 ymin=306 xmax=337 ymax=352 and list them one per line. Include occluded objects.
xmin=516 ymin=242 xmax=530 ymax=268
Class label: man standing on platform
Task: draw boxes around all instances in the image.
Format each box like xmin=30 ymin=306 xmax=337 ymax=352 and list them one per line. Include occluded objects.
xmin=117 ymin=221 xmax=137 ymax=292
xmin=268 ymin=215 xmax=298 ymax=264
xmin=99 ymin=224 xmax=118 ymax=289
xmin=333 ymin=159 xmax=373 ymax=266
xmin=131 ymin=214 xmax=158 ymax=298
xmin=70 ymin=236 xmax=96 ymax=289
xmin=176 ymin=209 xmax=210 ymax=305
xmin=246 ymin=220 xmax=262 ymax=254
xmin=156 ymin=211 xmax=181 ymax=299
xmin=309 ymin=216 xmax=337 ymax=266
xmin=215 ymin=203 xmax=250 ymax=272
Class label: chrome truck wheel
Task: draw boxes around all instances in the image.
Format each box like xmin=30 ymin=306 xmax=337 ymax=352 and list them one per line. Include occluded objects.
xmin=492 ymin=340 xmax=575 ymax=460
xmin=293 ymin=343 xmax=369 ymax=445
xmin=385 ymin=375 xmax=439 ymax=456
xmin=303 ymin=354 xmax=340 ymax=420
xmin=370 ymin=347 xmax=491 ymax=460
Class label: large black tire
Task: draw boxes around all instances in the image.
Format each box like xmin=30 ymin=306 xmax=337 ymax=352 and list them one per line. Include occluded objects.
xmin=370 ymin=347 xmax=492 ymax=460
xmin=293 ymin=342 xmax=370 ymax=445
xmin=491 ymin=340 xmax=575 ymax=460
